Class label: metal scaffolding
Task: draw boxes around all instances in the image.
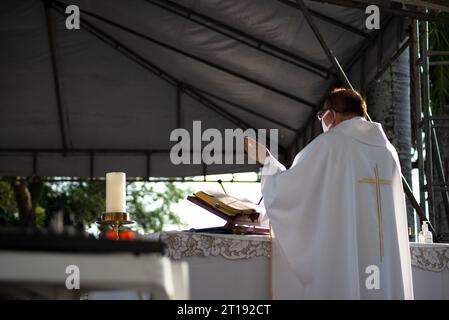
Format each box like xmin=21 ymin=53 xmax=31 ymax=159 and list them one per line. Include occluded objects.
xmin=410 ymin=18 xmax=449 ymax=241
xmin=299 ymin=1 xmax=449 ymax=240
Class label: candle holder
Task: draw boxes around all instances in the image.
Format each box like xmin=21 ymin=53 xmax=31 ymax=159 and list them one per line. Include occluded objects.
xmin=97 ymin=212 xmax=134 ymax=240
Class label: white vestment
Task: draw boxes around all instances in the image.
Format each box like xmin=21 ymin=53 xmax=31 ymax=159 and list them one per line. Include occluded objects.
xmin=261 ymin=117 xmax=413 ymax=299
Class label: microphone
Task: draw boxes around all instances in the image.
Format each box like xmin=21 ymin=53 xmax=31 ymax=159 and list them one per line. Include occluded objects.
xmin=217 ymin=179 xmax=228 ymax=195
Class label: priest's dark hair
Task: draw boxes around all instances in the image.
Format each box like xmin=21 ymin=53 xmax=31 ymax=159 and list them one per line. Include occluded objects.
xmin=323 ymin=88 xmax=367 ymax=118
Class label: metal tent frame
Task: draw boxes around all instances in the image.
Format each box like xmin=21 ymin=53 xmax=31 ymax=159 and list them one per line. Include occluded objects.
xmin=301 ymin=0 xmax=449 ymax=240
xmin=1 ymin=0 xmax=449 ymax=239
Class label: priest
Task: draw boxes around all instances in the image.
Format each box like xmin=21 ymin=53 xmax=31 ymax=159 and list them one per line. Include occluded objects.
xmin=245 ymin=88 xmax=413 ymax=299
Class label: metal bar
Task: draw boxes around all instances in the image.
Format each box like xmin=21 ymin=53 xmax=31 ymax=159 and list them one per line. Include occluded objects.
xmin=89 ymin=152 xmax=94 ymax=180
xmin=176 ymin=85 xmax=182 ymax=128
xmin=146 ymin=152 xmax=151 ymax=180
xmin=419 ymin=19 xmax=435 ymax=226
xmin=403 ymin=177 xmax=438 ymax=235
xmin=296 ymin=0 xmax=353 ymax=89
xmin=184 ymin=87 xmax=287 ymax=154
xmin=429 ymin=61 xmax=449 ymax=66
xmin=0 ymin=148 xmax=270 ymax=159
xmin=32 ymin=152 xmax=38 ymax=176
xmin=145 ymin=0 xmax=333 ymax=79
xmin=308 ymin=0 xmax=449 ymax=25
xmin=377 ymin=25 xmax=384 ymax=73
xmin=44 ymin=1 xmax=68 ymax=155
xmin=51 ymin=0 xmax=316 ymax=109
xmin=183 ymin=87 xmax=253 ymax=131
xmin=428 ymin=51 xmax=449 ymax=56
xmin=373 ymin=38 xmax=411 ymax=82
xmin=347 ymin=16 xmax=395 ymax=80
xmin=277 ymin=0 xmax=372 ymax=39
xmin=0 ymin=177 xmax=262 ymax=183
xmin=432 ymin=123 xmax=449 ymax=128
xmin=390 ymin=0 xmax=449 ymax=14
xmin=184 ymin=84 xmax=299 ymax=132
xmin=433 ymin=182 xmax=449 ymax=187
xmin=411 ymin=20 xmax=426 ymax=213
xmin=430 ymin=116 xmax=449 ymax=121
xmin=0 ymin=148 xmax=172 ymax=154
xmin=202 ymin=163 xmax=207 ymax=181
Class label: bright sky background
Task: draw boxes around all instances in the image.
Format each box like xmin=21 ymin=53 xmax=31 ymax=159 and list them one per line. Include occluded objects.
xmin=165 ymin=172 xmax=263 ymax=231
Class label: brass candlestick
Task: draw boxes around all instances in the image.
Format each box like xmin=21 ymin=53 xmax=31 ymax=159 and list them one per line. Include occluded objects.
xmin=97 ymin=212 xmax=134 ymax=240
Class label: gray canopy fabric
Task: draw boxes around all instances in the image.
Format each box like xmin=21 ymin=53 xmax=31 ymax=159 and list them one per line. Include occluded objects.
xmin=0 ymin=0 xmax=407 ymax=178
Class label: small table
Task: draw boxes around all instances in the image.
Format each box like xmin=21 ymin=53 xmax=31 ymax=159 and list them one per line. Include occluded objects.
xmin=0 ymin=231 xmax=188 ymax=299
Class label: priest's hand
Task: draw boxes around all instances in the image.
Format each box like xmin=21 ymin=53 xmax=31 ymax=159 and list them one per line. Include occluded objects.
xmin=244 ymin=136 xmax=269 ymax=165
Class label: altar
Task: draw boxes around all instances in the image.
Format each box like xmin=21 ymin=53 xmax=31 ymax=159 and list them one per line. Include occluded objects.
xmin=152 ymin=231 xmax=449 ymax=300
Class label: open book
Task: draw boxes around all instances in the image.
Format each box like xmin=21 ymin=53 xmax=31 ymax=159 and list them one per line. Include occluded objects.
xmin=187 ymin=191 xmax=270 ymax=235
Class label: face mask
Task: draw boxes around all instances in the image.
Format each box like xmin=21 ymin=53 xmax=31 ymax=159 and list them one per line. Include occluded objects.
xmin=321 ymin=110 xmax=334 ymax=132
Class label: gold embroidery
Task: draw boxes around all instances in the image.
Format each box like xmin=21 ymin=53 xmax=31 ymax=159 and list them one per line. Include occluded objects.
xmin=359 ymin=164 xmax=392 ymax=262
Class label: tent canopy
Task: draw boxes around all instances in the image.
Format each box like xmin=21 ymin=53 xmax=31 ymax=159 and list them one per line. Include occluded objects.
xmin=0 ymin=0 xmax=408 ymax=178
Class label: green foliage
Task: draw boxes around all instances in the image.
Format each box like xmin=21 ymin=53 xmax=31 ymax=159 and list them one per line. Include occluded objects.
xmin=430 ymin=16 xmax=449 ymax=116
xmin=0 ymin=181 xmax=19 ymax=225
xmin=40 ymin=181 xmax=106 ymax=227
xmin=1 ymin=177 xmax=189 ymax=233
xmin=39 ymin=180 xmax=188 ymax=233
xmin=35 ymin=206 xmax=46 ymax=229
xmin=0 ymin=181 xmax=16 ymax=214
xmin=127 ymin=182 xmax=187 ymax=233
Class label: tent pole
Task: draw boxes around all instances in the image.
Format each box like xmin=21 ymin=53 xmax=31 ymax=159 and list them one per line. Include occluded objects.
xmin=183 ymin=85 xmax=298 ymax=132
xmin=296 ymin=0 xmax=353 ymax=89
xmin=44 ymin=1 xmax=69 ymax=155
xmin=277 ymin=0 xmax=372 ymax=39
xmin=410 ymin=20 xmax=426 ymax=215
xmin=419 ymin=19 xmax=435 ymax=226
xmin=146 ymin=152 xmax=151 ymax=181
xmin=176 ymin=85 xmax=182 ymax=129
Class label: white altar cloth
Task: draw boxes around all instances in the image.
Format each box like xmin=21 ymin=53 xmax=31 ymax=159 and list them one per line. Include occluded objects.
xmin=155 ymin=232 xmax=449 ymax=300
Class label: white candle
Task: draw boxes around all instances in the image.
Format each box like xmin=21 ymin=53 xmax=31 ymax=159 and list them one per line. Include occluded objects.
xmin=106 ymin=172 xmax=126 ymax=213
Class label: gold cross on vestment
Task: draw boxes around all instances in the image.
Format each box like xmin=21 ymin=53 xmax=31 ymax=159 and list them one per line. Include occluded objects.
xmin=358 ymin=164 xmax=392 ymax=262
